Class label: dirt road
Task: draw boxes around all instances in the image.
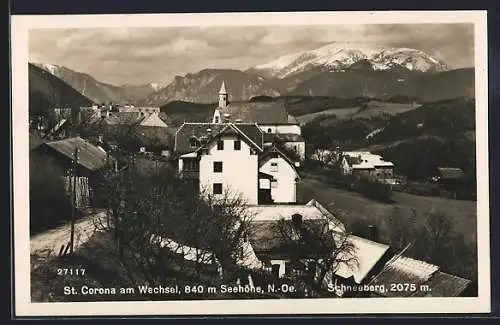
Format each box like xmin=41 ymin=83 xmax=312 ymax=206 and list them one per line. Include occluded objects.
xmin=30 ymin=210 xmax=108 ymax=258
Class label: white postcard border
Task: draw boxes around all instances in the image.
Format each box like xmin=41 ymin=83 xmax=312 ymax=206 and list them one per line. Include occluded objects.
xmin=11 ymin=10 xmax=490 ymax=316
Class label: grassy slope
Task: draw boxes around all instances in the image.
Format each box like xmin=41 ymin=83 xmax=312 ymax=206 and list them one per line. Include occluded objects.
xmin=297 ymin=177 xmax=477 ymax=247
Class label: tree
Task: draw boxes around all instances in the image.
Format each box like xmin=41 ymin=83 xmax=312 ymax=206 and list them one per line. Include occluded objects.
xmin=311 ymin=148 xmax=337 ymax=167
xmin=412 ymin=210 xmax=456 ymax=269
xmin=387 ymin=207 xmax=418 ymax=250
xmin=93 ymin=160 xmax=257 ymax=293
xmin=272 ymin=213 xmax=358 ymax=297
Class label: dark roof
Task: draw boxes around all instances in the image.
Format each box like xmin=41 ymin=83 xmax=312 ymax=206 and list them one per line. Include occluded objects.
xmin=103 ymin=112 xmax=144 ymax=125
xmin=259 ymin=145 xmax=300 ymax=172
xmin=263 ymin=133 xmax=304 ymax=143
xmin=259 ymin=171 xmax=274 ymax=180
xmin=43 ymin=137 xmax=109 ymax=171
xmin=174 ymin=123 xmax=263 ymax=155
xmin=133 ymin=125 xmax=175 ymax=148
xmin=344 ymin=155 xmax=362 ymax=166
xmin=369 ymin=255 xmax=439 ymax=297
xmin=437 ymin=167 xmax=465 ymax=179
xmin=250 ymin=219 xmax=333 ymax=260
xmin=410 ymin=271 xmax=471 ymax=297
xmin=219 ymin=102 xmax=289 ymax=124
xmin=368 ymin=255 xmax=471 ymax=298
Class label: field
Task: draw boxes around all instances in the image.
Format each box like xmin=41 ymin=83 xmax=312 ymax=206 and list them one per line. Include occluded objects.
xmin=297 ymin=177 xmax=477 ymax=247
xmin=295 ymin=107 xmax=359 ymax=125
xmin=294 ymin=101 xmax=420 ymax=125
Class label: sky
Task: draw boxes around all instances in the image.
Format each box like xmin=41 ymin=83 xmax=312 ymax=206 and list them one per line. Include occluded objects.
xmin=29 ymin=24 xmax=475 ymax=86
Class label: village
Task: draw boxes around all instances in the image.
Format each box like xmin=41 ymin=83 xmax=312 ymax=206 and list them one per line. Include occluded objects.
xmin=29 ymin=81 xmax=475 ymax=300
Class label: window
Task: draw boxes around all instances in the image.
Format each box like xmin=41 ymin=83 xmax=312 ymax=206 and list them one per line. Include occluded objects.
xmin=214 ymin=116 xmax=219 ymax=123
xmin=267 ymin=128 xmax=272 ymax=133
xmin=213 ymin=161 xmax=223 ymax=173
xmin=217 ymin=140 xmax=224 ymax=150
xmin=271 ymin=180 xmax=278 ymax=188
xmin=213 ymin=183 xmax=223 ymax=194
xmin=234 ymin=139 xmax=241 ymax=150
xmin=189 ymin=136 xmax=199 ymax=148
xmin=270 ymin=161 xmax=278 ymax=172
xmin=183 ymin=159 xmax=199 ymax=171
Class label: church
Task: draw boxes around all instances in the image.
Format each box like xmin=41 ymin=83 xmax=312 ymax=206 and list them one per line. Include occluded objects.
xmin=212 ymin=82 xmax=305 ymax=160
xmin=173 ymin=81 xmax=305 ymax=205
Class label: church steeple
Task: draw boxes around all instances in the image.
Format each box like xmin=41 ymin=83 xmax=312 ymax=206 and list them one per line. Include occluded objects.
xmin=218 ymin=81 xmax=228 ymax=109
xmin=219 ymin=81 xmax=227 ymax=95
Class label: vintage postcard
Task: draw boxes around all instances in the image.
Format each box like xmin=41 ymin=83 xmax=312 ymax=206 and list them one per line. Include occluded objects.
xmin=11 ymin=11 xmax=490 ymax=316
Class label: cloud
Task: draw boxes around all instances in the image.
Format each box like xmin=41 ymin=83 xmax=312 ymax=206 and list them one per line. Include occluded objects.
xmin=29 ymin=24 xmax=474 ymax=86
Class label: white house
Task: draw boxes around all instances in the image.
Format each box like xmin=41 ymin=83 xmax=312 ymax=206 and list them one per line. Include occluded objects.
xmin=246 ymin=199 xmax=346 ymax=278
xmin=174 ymin=122 xmax=302 ymax=205
xmin=258 ymin=145 xmax=301 ymax=204
xmin=341 ymin=151 xmax=394 ymax=180
xmin=175 ymin=123 xmax=264 ymax=204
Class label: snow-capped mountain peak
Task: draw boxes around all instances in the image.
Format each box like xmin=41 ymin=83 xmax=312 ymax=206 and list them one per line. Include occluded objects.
xmin=149 ymin=82 xmax=161 ymax=91
xmin=34 ymin=63 xmax=64 ymax=75
xmin=251 ymin=43 xmax=448 ymax=78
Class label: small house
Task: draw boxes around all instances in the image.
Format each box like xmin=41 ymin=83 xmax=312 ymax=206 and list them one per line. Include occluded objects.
xmin=31 ymin=136 xmax=115 ymax=207
xmin=434 ymin=167 xmax=465 ymax=191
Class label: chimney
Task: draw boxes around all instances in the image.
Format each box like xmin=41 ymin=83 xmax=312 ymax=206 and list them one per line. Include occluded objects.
xmin=367 ymin=225 xmax=379 ymax=242
xmin=291 ymin=214 xmax=303 ymax=228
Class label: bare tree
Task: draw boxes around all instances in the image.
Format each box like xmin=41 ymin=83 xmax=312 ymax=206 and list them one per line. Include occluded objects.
xmin=92 ymin=161 xmax=257 ymax=293
xmin=273 ymin=213 xmax=358 ymax=297
xmin=197 ymin=187 xmax=257 ymax=282
xmin=312 ymin=148 xmax=337 ymax=167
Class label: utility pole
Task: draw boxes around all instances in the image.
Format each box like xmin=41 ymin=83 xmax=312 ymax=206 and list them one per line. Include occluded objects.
xmin=70 ymin=146 xmax=79 ymax=253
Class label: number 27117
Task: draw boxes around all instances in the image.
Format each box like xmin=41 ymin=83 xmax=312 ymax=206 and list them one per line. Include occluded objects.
xmin=57 ymin=268 xmax=86 ymax=276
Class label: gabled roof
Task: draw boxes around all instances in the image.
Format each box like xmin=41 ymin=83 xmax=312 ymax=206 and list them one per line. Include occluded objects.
xmin=334 ymin=235 xmax=391 ymax=284
xmin=259 ymin=145 xmax=300 ymax=177
xmin=139 ymin=113 xmax=169 ymax=127
xmin=343 ymin=151 xmax=394 ymax=169
xmin=249 ymin=219 xmax=333 ymax=259
xmin=437 ymin=167 xmax=465 ymax=179
xmin=246 ymin=199 xmax=345 ymax=231
xmin=42 ymin=137 xmax=110 ymax=171
xmin=174 ymin=122 xmax=263 ymax=155
xmin=369 ymin=255 xmax=471 ymax=297
xmin=369 ymin=255 xmax=439 ymax=297
xmin=411 ymin=271 xmax=471 ymax=297
xmin=219 ymin=101 xmax=290 ymax=124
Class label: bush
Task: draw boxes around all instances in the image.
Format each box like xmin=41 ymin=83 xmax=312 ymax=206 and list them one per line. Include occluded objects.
xmin=355 ymin=177 xmax=393 ymax=203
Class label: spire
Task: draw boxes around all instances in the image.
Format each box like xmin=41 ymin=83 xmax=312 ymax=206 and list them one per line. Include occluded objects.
xmin=219 ymin=81 xmax=227 ymax=95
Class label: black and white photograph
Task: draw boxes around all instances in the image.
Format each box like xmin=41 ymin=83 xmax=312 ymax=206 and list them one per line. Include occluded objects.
xmin=11 ymin=11 xmax=490 ymax=316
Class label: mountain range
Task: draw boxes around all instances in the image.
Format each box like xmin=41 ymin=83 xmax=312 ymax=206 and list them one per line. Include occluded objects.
xmin=29 ymin=63 xmax=93 ymax=116
xmin=32 ymin=63 xmax=159 ymax=105
xmin=31 ymin=43 xmax=474 ymax=108
xmin=247 ymin=43 xmax=449 ymax=78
